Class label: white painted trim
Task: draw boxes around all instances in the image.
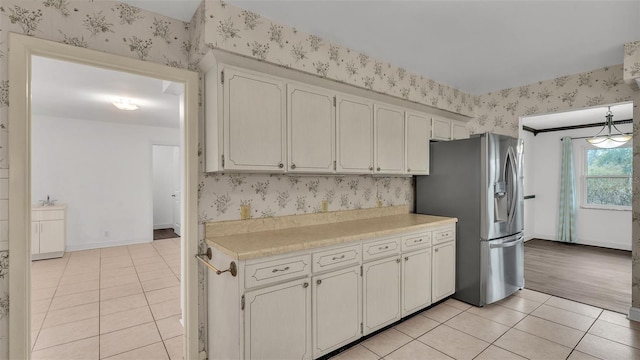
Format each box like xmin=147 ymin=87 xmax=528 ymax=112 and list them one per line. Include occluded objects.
xmin=154 ymin=224 xmax=175 ymax=230
xmin=8 ymin=33 xmax=200 ymax=360
xmin=532 ymin=234 xmax=632 ymax=251
xmin=628 ymin=306 xmax=640 ymax=322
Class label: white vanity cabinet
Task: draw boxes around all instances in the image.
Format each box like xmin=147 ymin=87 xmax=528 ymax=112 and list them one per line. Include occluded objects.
xmin=32 ymin=205 xmax=66 ymax=260
xmin=287 ymin=83 xmax=335 ymax=173
xmin=222 ymin=67 xmax=287 ymax=172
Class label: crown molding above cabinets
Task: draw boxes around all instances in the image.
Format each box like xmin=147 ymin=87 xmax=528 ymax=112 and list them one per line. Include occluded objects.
xmin=201 ymin=50 xmax=469 ymax=175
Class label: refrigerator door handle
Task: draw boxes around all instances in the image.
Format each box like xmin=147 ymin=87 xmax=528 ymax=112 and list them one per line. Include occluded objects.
xmin=489 ymin=237 xmax=523 ymax=249
xmin=506 ymin=147 xmax=518 ymax=225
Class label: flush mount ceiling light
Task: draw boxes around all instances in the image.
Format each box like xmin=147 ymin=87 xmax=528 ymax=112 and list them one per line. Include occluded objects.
xmin=112 ymin=98 xmax=139 ymax=111
xmin=586 ymin=106 xmax=631 ymax=148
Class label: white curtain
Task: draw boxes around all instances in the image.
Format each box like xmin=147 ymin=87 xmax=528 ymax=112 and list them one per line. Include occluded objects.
xmin=557 ymin=136 xmax=577 ymax=242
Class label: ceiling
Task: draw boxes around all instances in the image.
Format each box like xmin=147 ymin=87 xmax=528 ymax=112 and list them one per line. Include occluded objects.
xmin=31 ymin=56 xmax=182 ymax=129
xmin=123 ymin=0 xmax=640 ymax=96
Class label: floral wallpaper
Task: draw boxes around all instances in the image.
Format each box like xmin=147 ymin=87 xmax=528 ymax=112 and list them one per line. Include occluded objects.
xmin=0 ymin=0 xmax=639 ymax=358
xmin=189 ymin=1 xmax=477 ymax=118
xmin=624 ymin=40 xmax=640 ymax=85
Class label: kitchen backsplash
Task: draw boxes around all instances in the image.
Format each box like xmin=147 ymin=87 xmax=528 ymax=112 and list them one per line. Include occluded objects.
xmin=199 ymin=174 xmax=414 ymax=222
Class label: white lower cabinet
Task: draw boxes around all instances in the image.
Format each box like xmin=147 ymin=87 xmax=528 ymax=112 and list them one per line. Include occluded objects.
xmin=244 ymin=278 xmax=312 ymax=360
xmin=208 ymin=223 xmax=456 ymax=360
xmin=312 ymin=265 xmax=361 ymax=358
xmin=432 ymin=240 xmax=456 ymax=302
xmin=362 ymin=256 xmax=401 ymax=335
xmin=32 ymin=206 xmax=66 ymax=260
xmin=402 ymin=248 xmax=432 ymax=316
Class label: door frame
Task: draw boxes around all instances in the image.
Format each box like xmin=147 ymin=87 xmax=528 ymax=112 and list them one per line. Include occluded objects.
xmin=8 ymin=33 xmax=200 ymax=359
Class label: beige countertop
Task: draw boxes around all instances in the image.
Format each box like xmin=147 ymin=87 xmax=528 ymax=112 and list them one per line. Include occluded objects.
xmin=206 ymin=213 xmax=457 ymax=260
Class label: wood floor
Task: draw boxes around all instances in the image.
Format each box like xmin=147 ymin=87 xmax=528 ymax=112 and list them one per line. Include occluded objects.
xmin=153 ymin=228 xmax=180 ymax=240
xmin=524 ymin=239 xmax=631 ymax=313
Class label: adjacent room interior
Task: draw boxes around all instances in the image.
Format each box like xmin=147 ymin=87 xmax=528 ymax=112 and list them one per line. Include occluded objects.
xmin=520 ymin=103 xmax=632 ymax=313
xmin=28 ymin=56 xmax=185 ymax=359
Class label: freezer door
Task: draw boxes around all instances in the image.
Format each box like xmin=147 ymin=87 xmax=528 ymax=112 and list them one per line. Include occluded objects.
xmin=480 ymin=233 xmax=524 ymax=306
xmin=481 ymin=134 xmax=524 ymax=240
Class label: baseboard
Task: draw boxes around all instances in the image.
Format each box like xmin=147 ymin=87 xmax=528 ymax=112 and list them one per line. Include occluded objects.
xmin=65 ymin=238 xmax=152 ymax=252
xmin=628 ymin=307 xmax=640 ymax=322
xmin=531 ymin=235 xmax=631 ymax=251
xmin=154 ymin=224 xmax=173 ymax=230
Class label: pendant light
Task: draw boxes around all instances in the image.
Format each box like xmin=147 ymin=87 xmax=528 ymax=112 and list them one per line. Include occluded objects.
xmin=586 ymin=106 xmax=631 ymax=148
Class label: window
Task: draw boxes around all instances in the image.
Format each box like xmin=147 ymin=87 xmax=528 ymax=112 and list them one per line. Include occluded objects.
xmin=583 ymin=146 xmax=632 ymax=209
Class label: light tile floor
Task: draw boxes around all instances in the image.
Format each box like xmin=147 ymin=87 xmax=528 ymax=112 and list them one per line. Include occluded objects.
xmin=332 ymin=289 xmax=640 ymax=360
xmin=31 ymin=238 xmax=183 ymax=360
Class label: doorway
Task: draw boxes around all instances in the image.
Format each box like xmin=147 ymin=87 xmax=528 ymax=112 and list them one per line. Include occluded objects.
xmin=153 ymin=145 xmax=182 ymax=241
xmin=8 ymin=34 xmax=199 ymax=359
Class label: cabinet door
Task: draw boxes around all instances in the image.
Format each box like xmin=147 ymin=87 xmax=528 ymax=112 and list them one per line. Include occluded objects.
xmin=223 ymin=67 xmax=286 ymax=172
xmin=38 ymin=220 xmax=65 ymax=254
xmin=312 ymin=266 xmax=361 ymax=358
xmin=432 ymin=241 xmax=456 ymax=302
xmin=244 ymin=278 xmax=311 ymax=360
xmin=431 ymin=117 xmax=451 ymax=141
xmin=288 ymin=83 xmax=335 ymax=173
xmin=362 ymin=256 xmax=401 ymax=335
xmin=32 ymin=222 xmax=40 ymax=254
xmin=374 ymin=104 xmax=405 ymax=174
xmin=405 ymin=112 xmax=430 ymax=175
xmin=402 ymin=249 xmax=431 ymax=316
xmin=451 ymin=121 xmax=470 ymax=140
xmin=336 ymin=94 xmax=374 ymax=174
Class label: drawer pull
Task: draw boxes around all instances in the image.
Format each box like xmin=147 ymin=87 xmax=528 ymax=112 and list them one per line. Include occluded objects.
xmin=303 ymin=282 xmax=309 ymax=288
xmin=272 ymin=266 xmax=290 ymax=273
xmin=378 ymin=245 xmax=389 ymax=250
xmin=414 ymin=238 xmax=423 ymax=243
xmin=404 ymin=256 xmax=409 ymax=261
xmin=316 ymin=279 xmax=322 ymax=285
xmin=332 ymin=254 xmax=346 ymax=261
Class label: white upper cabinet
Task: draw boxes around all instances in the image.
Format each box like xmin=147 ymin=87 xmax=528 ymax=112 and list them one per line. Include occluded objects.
xmin=287 ymin=83 xmax=335 ymax=173
xmin=431 ymin=116 xmax=452 ymax=141
xmin=336 ymin=94 xmax=374 ymax=174
xmin=223 ymin=67 xmax=286 ymax=172
xmin=405 ymin=111 xmax=430 ymax=175
xmin=452 ymin=120 xmax=470 ymax=140
xmin=374 ymin=104 xmax=405 ymax=174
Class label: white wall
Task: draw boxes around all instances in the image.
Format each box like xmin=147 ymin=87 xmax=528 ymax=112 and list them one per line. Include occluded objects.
xmin=153 ymin=145 xmax=179 ymax=229
xmin=32 ymin=115 xmax=180 ymax=251
xmin=524 ymin=124 xmax=632 ymax=250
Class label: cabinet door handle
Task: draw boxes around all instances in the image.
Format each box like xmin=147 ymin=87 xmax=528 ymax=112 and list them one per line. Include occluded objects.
xmin=378 ymin=245 xmax=389 ymax=250
xmin=332 ymin=254 xmax=346 ymax=261
xmin=278 ymin=162 xmax=284 ymax=169
xmin=369 ymin=166 xmax=373 ymax=171
xmin=396 ymin=258 xmax=401 ymax=263
xmin=272 ymin=266 xmax=290 ymax=273
xmin=316 ymin=279 xmax=322 ymax=285
xmin=303 ymin=282 xmax=309 ymax=288
xmin=435 ymin=248 xmax=439 ymax=252
xmin=376 ymin=167 xmax=381 ymax=172
xmin=291 ymin=163 xmax=296 ymax=169
xmin=407 ymin=168 xmax=411 ymax=172
xmin=405 ymin=256 xmax=409 ymax=261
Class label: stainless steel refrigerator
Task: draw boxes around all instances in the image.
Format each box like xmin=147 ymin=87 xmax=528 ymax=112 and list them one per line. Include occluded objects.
xmin=415 ymin=133 xmax=524 ymax=306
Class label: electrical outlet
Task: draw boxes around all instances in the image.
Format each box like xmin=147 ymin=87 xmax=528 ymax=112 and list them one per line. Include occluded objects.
xmin=321 ymin=200 xmax=328 ymax=212
xmin=240 ymin=205 xmax=251 ymax=220
xmin=376 ymin=198 xmax=382 ymax=208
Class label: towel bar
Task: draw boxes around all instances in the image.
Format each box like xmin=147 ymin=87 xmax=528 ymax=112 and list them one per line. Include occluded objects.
xmin=195 ymin=247 xmax=237 ymax=277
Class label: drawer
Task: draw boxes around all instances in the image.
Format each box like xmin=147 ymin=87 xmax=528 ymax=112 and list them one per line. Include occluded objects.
xmin=312 ymin=244 xmax=361 ymax=273
xmin=401 ymin=231 xmax=432 ymax=252
xmin=433 ymin=226 xmax=455 ymax=245
xmin=363 ymin=237 xmax=401 ymax=262
xmin=245 ymin=254 xmax=311 ymax=289
xmin=32 ymin=210 xmax=64 ymax=221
